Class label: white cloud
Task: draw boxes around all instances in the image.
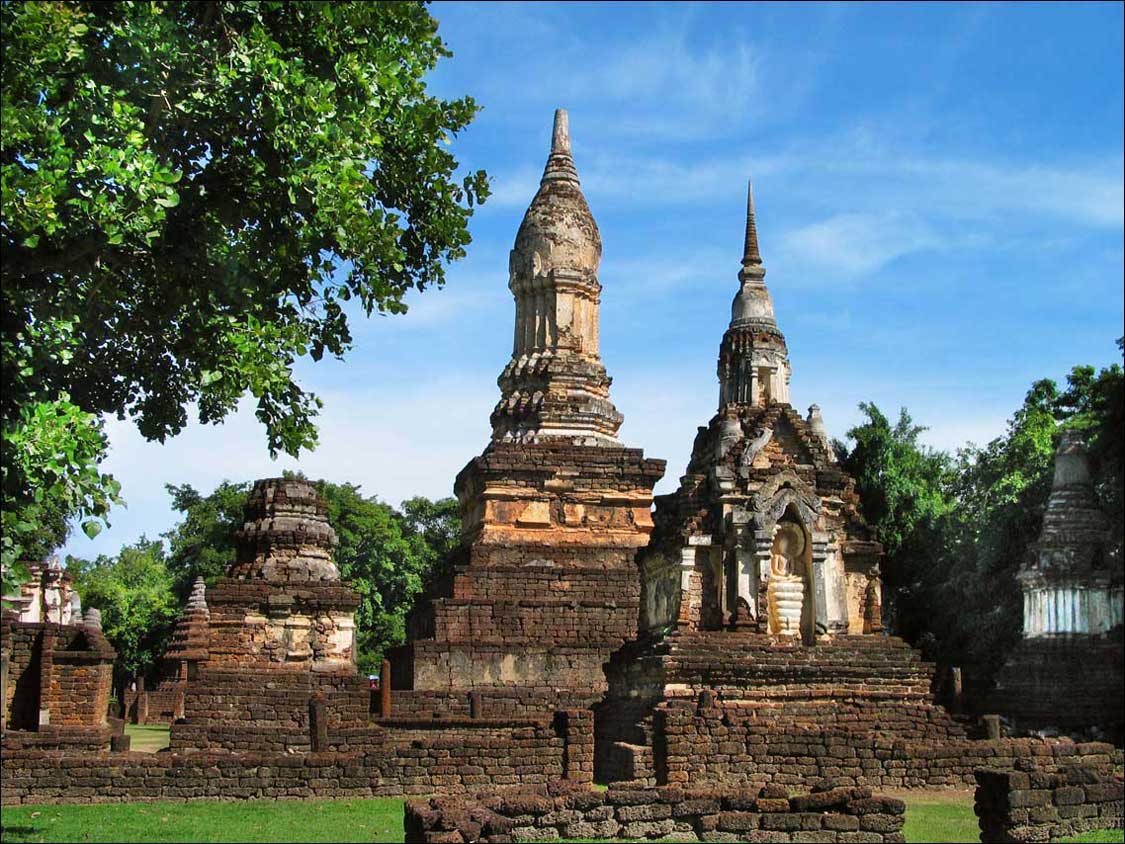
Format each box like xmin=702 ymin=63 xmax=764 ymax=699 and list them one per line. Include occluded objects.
xmin=780 ymin=212 xmax=943 ymax=276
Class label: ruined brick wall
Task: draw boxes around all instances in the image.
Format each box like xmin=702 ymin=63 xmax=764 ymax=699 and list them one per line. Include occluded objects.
xmin=1 ymin=712 xmax=590 ymax=804
xmin=987 ymin=633 xmax=1124 ymax=742
xmin=975 ymin=762 xmax=1123 ymax=842
xmin=40 ymin=647 xmax=112 ymax=728
xmin=169 ymin=665 xmax=372 ymax=753
xmin=2 ymin=617 xmax=113 ymax=740
xmin=597 ymin=630 xmax=967 ymax=783
xmin=122 ymin=687 xmax=184 ymax=725
xmin=657 ymin=704 xmax=1117 ymax=790
xmin=404 ymin=780 xmax=907 ymax=843
xmin=2 ymin=616 xmax=41 ymax=730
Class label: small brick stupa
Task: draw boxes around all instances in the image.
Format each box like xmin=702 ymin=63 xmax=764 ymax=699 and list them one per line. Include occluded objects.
xmin=170 ymin=478 xmax=372 ymax=752
xmin=125 ymin=577 xmax=212 ymax=723
xmin=988 ymin=431 xmax=1123 ymax=740
xmin=163 ymin=577 xmax=211 ymax=680
xmin=389 ymin=110 xmax=666 ymax=716
xmin=596 ymin=184 xmax=965 ymax=783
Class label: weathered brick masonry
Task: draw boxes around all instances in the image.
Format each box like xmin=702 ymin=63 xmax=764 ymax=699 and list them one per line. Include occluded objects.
xmin=1 ymin=710 xmax=593 ymax=805
xmin=1 ymin=613 xmax=115 ymax=751
xmin=975 ymin=761 xmax=1123 ymax=842
xmin=404 ymin=779 xmax=908 ymax=844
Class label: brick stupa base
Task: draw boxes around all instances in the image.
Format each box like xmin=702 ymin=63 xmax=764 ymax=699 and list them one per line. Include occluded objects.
xmin=596 ymin=628 xmax=967 ymax=784
xmin=389 ymin=442 xmax=665 ymax=719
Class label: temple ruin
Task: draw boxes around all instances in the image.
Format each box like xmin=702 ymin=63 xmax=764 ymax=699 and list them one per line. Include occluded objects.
xmin=595 ymin=183 xmax=966 ymax=784
xmin=2 ymin=111 xmax=1122 ymax=823
xmin=989 ymin=430 xmax=1124 ymax=740
xmin=2 ymin=555 xmax=82 ymax=626
xmin=388 ymin=109 xmax=666 ymax=715
xmin=1 ymin=601 xmax=116 ymax=751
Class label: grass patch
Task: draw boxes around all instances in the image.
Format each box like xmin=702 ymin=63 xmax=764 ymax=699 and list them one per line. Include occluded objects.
xmin=900 ymin=793 xmax=979 ymax=843
xmin=1061 ymin=832 xmax=1125 ymax=843
xmin=1 ymin=790 xmax=1120 ymax=843
xmin=124 ymin=724 xmax=170 ymax=753
xmin=0 ymin=799 xmax=404 ymax=843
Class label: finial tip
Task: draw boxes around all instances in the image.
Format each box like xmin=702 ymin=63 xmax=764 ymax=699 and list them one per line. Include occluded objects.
xmin=551 ymin=108 xmax=570 ymax=154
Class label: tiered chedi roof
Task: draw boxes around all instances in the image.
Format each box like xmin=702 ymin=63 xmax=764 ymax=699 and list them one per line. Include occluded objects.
xmin=227 ymin=478 xmax=340 ymax=582
xmin=491 ymin=109 xmax=623 ymax=444
xmin=1018 ymin=430 xmax=1122 ymax=637
xmin=718 ymin=183 xmax=791 ymax=409
xmin=163 ymin=577 xmax=211 ymax=670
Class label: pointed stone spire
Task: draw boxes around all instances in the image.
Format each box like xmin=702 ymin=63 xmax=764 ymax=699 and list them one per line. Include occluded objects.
xmin=542 ymin=109 xmax=579 ymax=185
xmin=84 ymin=607 xmax=102 ymax=630
xmin=719 ymin=180 xmax=791 ymax=408
xmin=163 ymin=577 xmax=211 ymax=670
xmin=807 ymin=405 xmax=835 ymax=461
xmin=742 ymin=181 xmax=762 ymax=267
xmin=186 ymin=577 xmax=209 ymax=616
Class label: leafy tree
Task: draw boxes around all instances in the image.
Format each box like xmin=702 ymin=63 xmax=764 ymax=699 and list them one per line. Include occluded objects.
xmin=2 ymin=1 xmax=488 ymax=568
xmin=68 ymin=537 xmax=179 ymax=689
xmin=398 ymin=495 xmax=461 ymax=567
xmin=163 ymin=480 xmax=249 ymax=598
xmin=837 ymin=404 xmax=956 ymax=646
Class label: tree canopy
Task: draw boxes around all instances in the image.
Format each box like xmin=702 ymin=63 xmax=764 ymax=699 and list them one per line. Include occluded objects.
xmin=2 ymin=0 xmax=487 ymax=570
xmin=69 ymin=537 xmax=179 ymax=690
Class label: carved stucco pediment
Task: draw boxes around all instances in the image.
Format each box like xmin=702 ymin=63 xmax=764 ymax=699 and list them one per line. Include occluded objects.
xmin=750 ymin=471 xmax=821 ymax=529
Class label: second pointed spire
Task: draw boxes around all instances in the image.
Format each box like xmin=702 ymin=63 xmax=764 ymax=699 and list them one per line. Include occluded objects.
xmin=742 ymin=181 xmax=762 ymax=267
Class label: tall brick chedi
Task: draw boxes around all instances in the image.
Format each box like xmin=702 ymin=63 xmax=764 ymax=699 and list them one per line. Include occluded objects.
xmin=392 ymin=110 xmax=665 ymax=711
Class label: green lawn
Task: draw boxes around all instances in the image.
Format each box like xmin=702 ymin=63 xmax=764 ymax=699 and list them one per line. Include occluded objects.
xmin=0 ymin=799 xmax=404 ymax=843
xmin=124 ymin=725 xmax=170 ymax=753
xmin=1 ymin=791 xmax=1121 ymax=843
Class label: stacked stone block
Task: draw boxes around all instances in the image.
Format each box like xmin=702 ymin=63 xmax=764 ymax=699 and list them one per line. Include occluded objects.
xmin=598 ymin=629 xmax=966 ymax=783
xmin=1 ymin=711 xmax=594 ymax=804
xmin=975 ymin=761 xmax=1123 ymax=842
xmin=404 ymin=779 xmax=908 ymax=843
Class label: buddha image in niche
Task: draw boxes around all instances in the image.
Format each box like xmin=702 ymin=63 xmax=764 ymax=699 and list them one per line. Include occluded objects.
xmin=770 ymin=522 xmax=805 ymax=579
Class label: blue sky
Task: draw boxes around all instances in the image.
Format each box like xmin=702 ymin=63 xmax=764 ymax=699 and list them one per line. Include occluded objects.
xmin=64 ymin=1 xmax=1124 ymax=559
